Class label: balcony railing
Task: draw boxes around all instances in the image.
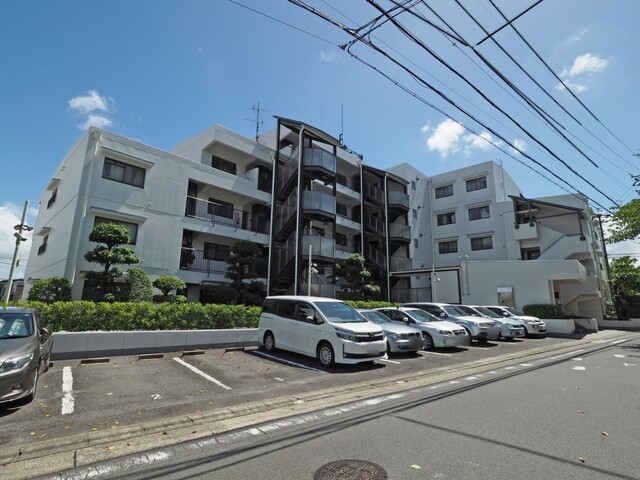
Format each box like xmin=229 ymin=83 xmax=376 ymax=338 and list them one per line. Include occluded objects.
xmin=389 ymin=223 xmax=411 ymax=241
xmin=303 ymin=147 xmax=336 ymax=173
xmin=388 ymin=190 xmax=409 ymax=209
xmin=365 ymin=214 xmax=385 ymax=236
xmin=185 ymin=197 xmax=270 ymax=234
xmin=364 ymin=243 xmax=386 ymax=269
xmin=180 ymin=248 xmax=229 ymax=274
xmin=302 ymin=234 xmax=336 ymax=259
xmin=303 ymin=190 xmax=336 ymax=216
xmin=336 ymin=173 xmax=360 ymax=192
xmin=275 ymin=188 xmax=298 ymax=236
xmin=390 ymin=256 xmax=412 ymax=272
xmin=364 ymin=182 xmax=384 ymax=205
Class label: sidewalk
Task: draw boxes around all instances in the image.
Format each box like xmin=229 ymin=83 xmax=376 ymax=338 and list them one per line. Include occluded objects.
xmin=1 ymin=329 xmax=636 ymax=480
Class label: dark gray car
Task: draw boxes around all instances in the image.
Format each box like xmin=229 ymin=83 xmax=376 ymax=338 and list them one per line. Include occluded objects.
xmin=0 ymin=307 xmax=53 ymax=405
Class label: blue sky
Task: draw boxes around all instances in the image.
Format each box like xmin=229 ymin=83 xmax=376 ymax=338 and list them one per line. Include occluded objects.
xmin=1 ymin=0 xmax=639 ymax=279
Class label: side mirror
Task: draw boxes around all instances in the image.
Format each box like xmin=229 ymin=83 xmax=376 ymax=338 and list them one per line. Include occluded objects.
xmin=401 ymin=316 xmax=411 ymax=324
xmin=39 ymin=327 xmax=50 ymax=337
xmin=314 ymin=316 xmax=324 ymax=325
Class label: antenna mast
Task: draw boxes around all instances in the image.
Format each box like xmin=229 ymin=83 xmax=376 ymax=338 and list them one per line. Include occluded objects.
xmin=247 ymin=102 xmax=270 ymax=141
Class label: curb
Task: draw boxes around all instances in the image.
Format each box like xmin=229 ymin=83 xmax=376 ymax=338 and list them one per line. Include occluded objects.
xmin=1 ymin=330 xmax=636 ymax=479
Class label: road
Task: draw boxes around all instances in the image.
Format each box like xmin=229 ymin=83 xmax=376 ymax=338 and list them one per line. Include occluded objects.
xmin=3 ymin=331 xmax=638 ymax=480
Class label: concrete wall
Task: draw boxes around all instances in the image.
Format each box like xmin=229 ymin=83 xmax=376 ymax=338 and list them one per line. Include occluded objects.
xmin=51 ymin=329 xmax=260 ymax=360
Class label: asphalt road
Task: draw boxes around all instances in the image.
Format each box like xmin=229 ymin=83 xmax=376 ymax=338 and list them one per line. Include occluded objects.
xmin=1 ymin=330 xmax=638 ymax=479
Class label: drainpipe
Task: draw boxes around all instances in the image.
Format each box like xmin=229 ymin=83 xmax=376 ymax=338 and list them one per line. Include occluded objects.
xmin=293 ymin=127 xmax=304 ymax=295
xmin=384 ymin=173 xmax=390 ymax=302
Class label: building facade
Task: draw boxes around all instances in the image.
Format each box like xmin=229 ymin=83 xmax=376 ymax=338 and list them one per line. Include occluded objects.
xmin=21 ymin=119 xmax=611 ymax=320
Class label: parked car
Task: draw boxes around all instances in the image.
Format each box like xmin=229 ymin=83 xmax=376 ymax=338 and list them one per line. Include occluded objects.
xmin=402 ymin=302 xmax=497 ymax=342
xmin=458 ymin=305 xmax=525 ymax=340
xmin=373 ymin=307 xmax=468 ymax=349
xmin=1 ymin=307 xmax=53 ymax=405
xmin=258 ymin=296 xmax=386 ymax=367
xmin=358 ymin=309 xmax=423 ymax=354
xmin=483 ymin=306 xmax=547 ymax=337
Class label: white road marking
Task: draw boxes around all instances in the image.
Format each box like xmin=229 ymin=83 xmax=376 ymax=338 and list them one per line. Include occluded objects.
xmin=550 ymin=349 xmax=585 ymax=360
xmin=465 ymin=376 xmax=479 ymax=381
xmin=173 ymin=358 xmax=231 ymax=390
xmin=250 ymin=351 xmax=327 ymax=373
xmin=61 ymin=366 xmax=75 ymax=415
xmin=422 ymin=351 xmax=451 ymax=356
xmin=504 ymin=366 xmax=516 ymax=370
xmin=571 ymin=358 xmax=583 ymax=361
xmin=151 ymin=394 xmax=162 ymax=400
xmin=611 ymin=339 xmax=627 ymax=345
xmin=380 ymin=358 xmax=401 ymax=365
xmin=623 ymin=363 xmax=636 ymax=367
xmin=614 ymin=354 xmax=626 ymax=358
xmin=520 ymin=363 xmax=534 ymax=367
xmin=571 ymin=366 xmax=586 ymax=371
xmin=465 ymin=345 xmax=489 ymax=350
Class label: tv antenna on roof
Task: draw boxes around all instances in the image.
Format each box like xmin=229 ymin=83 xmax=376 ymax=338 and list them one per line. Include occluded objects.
xmin=246 ymin=102 xmax=270 ymax=141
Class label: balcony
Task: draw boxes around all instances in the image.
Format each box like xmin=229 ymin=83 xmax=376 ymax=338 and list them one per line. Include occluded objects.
xmin=185 ymin=197 xmax=270 ymax=234
xmin=179 ymin=248 xmax=229 ymax=274
xmin=302 ymin=234 xmax=336 ymax=261
xmin=303 ymin=190 xmax=336 ymax=222
xmin=389 ymin=223 xmax=411 ymax=243
xmin=390 ymin=256 xmax=412 ymax=272
xmin=364 ymin=182 xmax=384 ymax=206
xmin=364 ymin=243 xmax=386 ymax=270
xmin=388 ymin=190 xmax=409 ymax=212
xmin=365 ymin=214 xmax=385 ymax=236
xmin=303 ymin=147 xmax=336 ymax=180
xmin=514 ymin=222 xmax=539 ymax=241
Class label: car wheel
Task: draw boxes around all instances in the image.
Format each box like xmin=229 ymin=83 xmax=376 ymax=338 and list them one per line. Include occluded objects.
xmin=464 ymin=328 xmax=473 ymax=345
xmin=263 ymin=332 xmax=275 ymax=352
xmin=522 ymin=326 xmax=529 ymax=337
xmin=422 ymin=332 xmax=434 ymax=350
xmin=317 ymin=342 xmax=335 ymax=368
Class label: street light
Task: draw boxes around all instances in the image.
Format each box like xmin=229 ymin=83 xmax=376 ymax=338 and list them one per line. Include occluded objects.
xmin=3 ymin=201 xmax=31 ymax=304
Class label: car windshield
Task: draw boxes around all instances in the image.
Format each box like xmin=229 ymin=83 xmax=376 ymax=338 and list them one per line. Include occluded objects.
xmin=0 ymin=313 xmax=34 ymax=339
xmin=406 ymin=309 xmax=440 ymax=323
xmin=504 ymin=307 xmax=525 ymax=316
xmin=458 ymin=306 xmax=481 ymax=316
xmin=443 ymin=305 xmax=465 ymax=316
xmin=315 ymin=302 xmax=367 ymax=323
xmin=359 ymin=311 xmax=392 ymax=324
xmin=473 ymin=306 xmax=502 ymax=318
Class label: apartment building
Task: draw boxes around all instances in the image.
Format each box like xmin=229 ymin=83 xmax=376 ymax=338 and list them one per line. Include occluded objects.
xmin=21 ymin=119 xmax=610 ymax=320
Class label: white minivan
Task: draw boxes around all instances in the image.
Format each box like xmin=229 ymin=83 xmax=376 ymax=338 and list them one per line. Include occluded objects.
xmin=258 ymin=296 xmax=387 ymax=367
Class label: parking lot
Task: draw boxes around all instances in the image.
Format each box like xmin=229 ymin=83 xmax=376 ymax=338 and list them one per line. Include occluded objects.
xmin=0 ymin=333 xmax=585 ymax=455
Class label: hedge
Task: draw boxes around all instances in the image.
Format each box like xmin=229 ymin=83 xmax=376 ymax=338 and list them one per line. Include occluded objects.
xmin=522 ymin=304 xmax=566 ymax=319
xmin=20 ymin=301 xmax=261 ymax=332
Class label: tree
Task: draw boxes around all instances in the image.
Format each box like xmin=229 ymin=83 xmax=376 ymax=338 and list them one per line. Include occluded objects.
xmin=84 ymin=223 xmax=140 ymax=301
xmin=225 ymin=240 xmax=267 ymax=305
xmin=606 ymin=199 xmax=640 ymax=243
xmin=332 ymin=253 xmax=381 ymax=300
xmin=126 ymin=268 xmax=153 ymax=302
xmin=152 ymin=274 xmax=186 ymax=297
xmin=27 ymin=277 xmax=72 ymax=303
xmin=609 ymin=256 xmax=640 ymax=319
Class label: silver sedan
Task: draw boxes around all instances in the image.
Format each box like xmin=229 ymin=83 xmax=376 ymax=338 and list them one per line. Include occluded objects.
xmin=358 ymin=309 xmax=423 ymax=354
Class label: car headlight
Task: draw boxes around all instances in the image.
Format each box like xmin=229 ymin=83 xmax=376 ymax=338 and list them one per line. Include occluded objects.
xmin=335 ymin=329 xmax=357 ymax=342
xmin=437 ymin=330 xmax=452 ymax=335
xmin=0 ymin=352 xmax=34 ymax=373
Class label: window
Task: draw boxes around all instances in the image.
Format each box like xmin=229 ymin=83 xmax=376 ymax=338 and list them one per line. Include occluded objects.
xmin=102 ymin=158 xmax=145 ymax=188
xmin=94 ymin=217 xmax=139 ymax=244
xmin=212 ymin=155 xmax=237 ymax=175
xmin=437 ymin=211 xmax=456 ymax=226
xmin=435 ymin=184 xmax=453 ymax=198
xmin=466 ymin=176 xmax=487 ymax=192
xmin=203 ymin=242 xmax=231 ymax=261
xmin=411 ymin=180 xmax=416 ymax=190
xmin=471 ymin=236 xmax=493 ymax=251
xmin=521 ymin=247 xmax=540 ymax=260
xmin=414 ymin=239 xmax=419 ymax=249
xmin=335 ymin=232 xmax=348 ymax=247
xmin=412 ymin=208 xmax=418 ymax=219
xmin=468 ymin=205 xmax=490 ymax=221
xmin=208 ymin=198 xmax=234 ymax=218
xmin=47 ymin=188 xmax=57 ymax=209
xmin=438 ymin=240 xmax=458 ymax=254
xmin=37 ymin=235 xmax=48 ymax=255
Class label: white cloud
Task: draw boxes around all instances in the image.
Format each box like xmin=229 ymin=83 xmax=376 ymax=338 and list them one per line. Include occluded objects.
xmin=564 ymin=53 xmax=608 ymax=77
xmin=564 ymin=28 xmax=589 ymax=46
xmin=425 ymin=119 xmax=464 ymax=157
xmin=68 ymin=90 xmax=115 ymax=131
xmin=0 ymin=202 xmax=35 ymax=281
xmin=557 ymin=53 xmax=608 ymax=92
xmin=78 ymin=114 xmax=113 ymax=130
xmin=319 ymin=49 xmax=338 ymax=62
xmin=509 ymin=139 xmax=527 ymax=156
xmin=423 ymin=120 xmax=501 ymax=159
xmin=68 ymin=90 xmax=111 ymax=114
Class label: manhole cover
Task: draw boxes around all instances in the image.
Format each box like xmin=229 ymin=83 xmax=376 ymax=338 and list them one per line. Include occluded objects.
xmin=314 ymin=459 xmax=388 ymax=480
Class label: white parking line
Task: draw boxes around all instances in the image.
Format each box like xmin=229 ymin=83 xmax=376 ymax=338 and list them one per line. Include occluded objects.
xmin=61 ymin=366 xmax=75 ymax=415
xmin=380 ymin=358 xmax=401 ymax=365
xmin=422 ymin=351 xmax=451 ymax=357
xmin=611 ymin=339 xmax=627 ymax=345
xmin=550 ymin=349 xmax=585 ymax=360
xmin=465 ymin=345 xmax=489 ymax=350
xmin=250 ymin=351 xmax=327 ymax=374
xmin=173 ymin=358 xmax=232 ymax=390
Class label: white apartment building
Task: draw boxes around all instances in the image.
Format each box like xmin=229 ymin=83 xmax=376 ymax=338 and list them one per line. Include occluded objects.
xmin=21 ymin=120 xmax=610 ymax=321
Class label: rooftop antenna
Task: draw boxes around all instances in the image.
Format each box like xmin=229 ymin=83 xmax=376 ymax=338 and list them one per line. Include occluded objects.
xmin=246 ymin=102 xmax=270 ymax=141
xmin=339 ymin=102 xmax=344 ymax=146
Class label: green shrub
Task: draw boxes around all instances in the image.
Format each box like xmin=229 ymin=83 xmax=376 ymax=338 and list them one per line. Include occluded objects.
xmin=27 ymin=277 xmax=72 ymax=303
xmin=127 ymin=268 xmax=153 ymax=302
xmin=522 ymin=304 xmax=566 ymax=319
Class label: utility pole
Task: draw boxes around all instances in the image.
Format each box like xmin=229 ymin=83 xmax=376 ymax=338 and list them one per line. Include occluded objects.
xmin=3 ymin=200 xmax=32 ymax=303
